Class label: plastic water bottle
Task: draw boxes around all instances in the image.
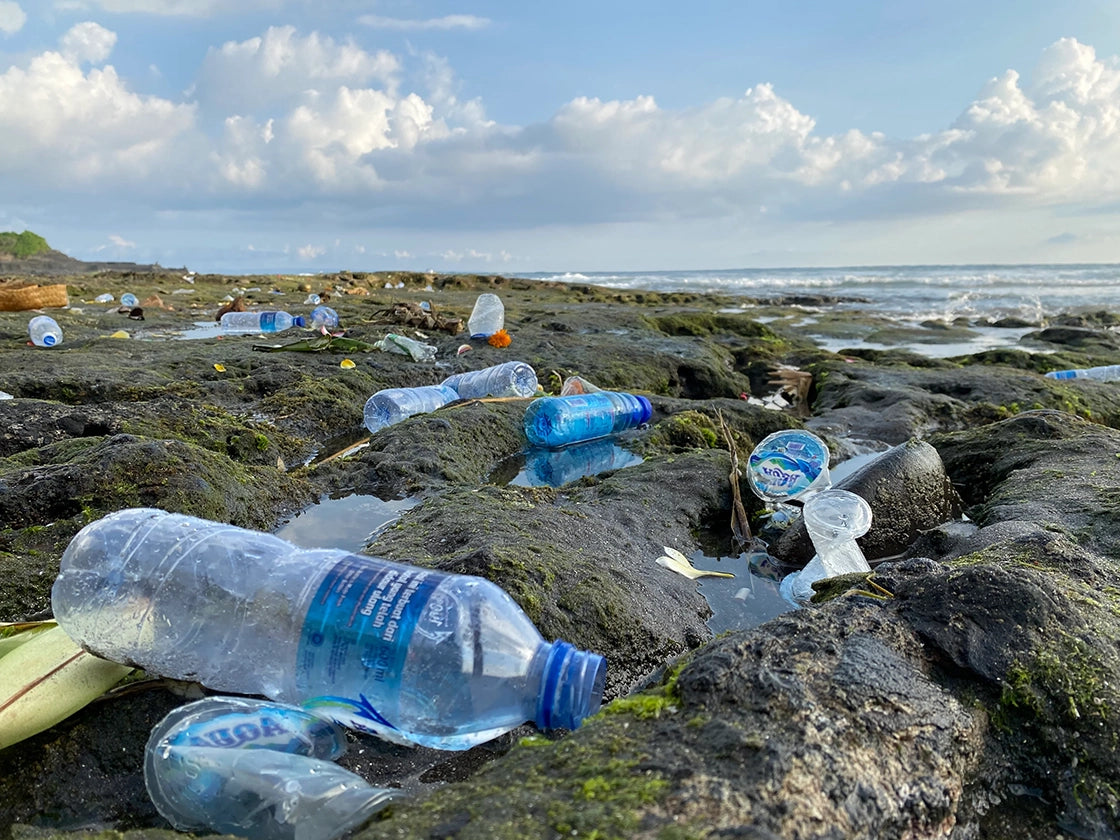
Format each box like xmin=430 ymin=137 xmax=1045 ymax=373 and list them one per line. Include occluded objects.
xmin=52 ymin=508 xmax=607 ymax=750
xmin=120 ymin=293 xmax=139 ymax=308
xmin=220 ymin=311 xmax=306 ymax=333
xmin=363 ymin=384 xmax=458 ymax=434
xmin=523 ymin=392 xmax=652 ymax=449
xmin=441 ymin=361 xmax=538 ymax=399
xmin=1045 ymin=365 xmax=1120 ymax=382
xmin=780 ymin=489 xmax=872 ymax=604
xmin=28 ymin=315 xmax=63 ymax=347
xmin=309 ymin=305 xmax=339 ymax=329
xmin=145 ymin=696 xmax=395 ymax=840
xmin=467 ymin=293 xmax=504 ymax=338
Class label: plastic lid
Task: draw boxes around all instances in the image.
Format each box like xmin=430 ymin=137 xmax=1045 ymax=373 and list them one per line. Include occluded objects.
xmin=634 ymin=395 xmax=653 ymax=424
xmin=535 ymin=640 xmax=607 ymax=731
xmin=746 ymin=429 xmax=831 ymax=503
xmin=293 ymin=315 xmax=306 ymax=328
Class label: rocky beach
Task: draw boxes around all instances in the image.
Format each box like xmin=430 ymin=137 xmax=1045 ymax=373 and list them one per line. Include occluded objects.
xmin=2 ymin=265 xmax=1120 ymax=839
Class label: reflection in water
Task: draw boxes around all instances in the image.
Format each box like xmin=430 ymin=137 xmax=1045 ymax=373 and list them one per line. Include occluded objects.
xmin=688 ymin=549 xmax=799 ymax=633
xmin=273 ymin=494 xmax=420 ymax=552
xmin=509 ymin=439 xmax=644 ymax=487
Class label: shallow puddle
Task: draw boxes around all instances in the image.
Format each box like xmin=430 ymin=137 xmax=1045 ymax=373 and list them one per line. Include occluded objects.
xmin=688 ymin=548 xmax=799 ymax=634
xmin=492 ymin=439 xmax=644 ymax=487
xmin=274 ymin=494 xmax=420 ymax=552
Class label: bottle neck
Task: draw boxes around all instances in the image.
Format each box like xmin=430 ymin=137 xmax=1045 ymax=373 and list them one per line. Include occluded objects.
xmin=533 ymin=640 xmax=606 ymax=731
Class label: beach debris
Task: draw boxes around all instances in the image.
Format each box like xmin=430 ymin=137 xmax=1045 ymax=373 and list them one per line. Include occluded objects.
xmin=0 ymin=622 xmax=133 ymax=750
xmin=215 ymin=296 xmax=248 ymax=321
xmin=374 ymin=332 xmax=437 ymax=362
xmin=0 ymin=391 xmax=12 ymax=400
xmin=655 ymin=546 xmax=735 ymax=580
xmin=488 ymin=328 xmax=512 ymax=348
xmin=561 ymin=375 xmax=601 ymax=395
xmin=94 ymin=293 xmax=114 ymax=303
xmin=213 ymin=363 xmax=226 ymax=372
xmin=718 ymin=410 xmax=753 ymax=549
xmin=340 ymin=358 xmax=356 ymax=369
xmin=366 ymin=301 xmax=463 ymax=335
xmin=457 ymin=344 xmax=472 ymax=356
xmin=108 ymin=330 xmax=130 ymax=339
xmin=252 ymin=335 xmax=379 ymax=354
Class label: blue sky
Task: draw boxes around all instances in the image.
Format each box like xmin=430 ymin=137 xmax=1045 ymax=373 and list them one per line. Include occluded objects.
xmin=2 ymin=1 xmax=1120 ymax=274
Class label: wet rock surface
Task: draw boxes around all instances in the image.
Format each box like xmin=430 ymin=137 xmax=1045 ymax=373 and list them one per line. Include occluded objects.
xmin=1 ymin=270 xmax=1120 ymax=838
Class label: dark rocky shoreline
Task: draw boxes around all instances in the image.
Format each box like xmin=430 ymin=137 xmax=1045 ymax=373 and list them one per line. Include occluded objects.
xmin=1 ymin=269 xmax=1119 ymax=839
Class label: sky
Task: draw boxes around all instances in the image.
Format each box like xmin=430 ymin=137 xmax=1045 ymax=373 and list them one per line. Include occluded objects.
xmin=2 ymin=1 xmax=1120 ymax=274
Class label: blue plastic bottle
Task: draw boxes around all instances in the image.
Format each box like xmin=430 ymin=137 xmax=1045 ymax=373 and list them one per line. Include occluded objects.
xmin=52 ymin=508 xmax=607 ymax=750
xmin=1045 ymin=365 xmax=1120 ymax=382
xmin=145 ymin=696 xmax=395 ymax=840
xmin=309 ymin=306 xmax=339 ymax=329
xmin=523 ymin=392 xmax=652 ymax=449
xmin=219 ymin=311 xmax=306 ymax=333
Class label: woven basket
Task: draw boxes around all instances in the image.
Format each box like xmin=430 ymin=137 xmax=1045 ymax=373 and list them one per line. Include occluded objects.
xmin=0 ymin=283 xmax=69 ymax=312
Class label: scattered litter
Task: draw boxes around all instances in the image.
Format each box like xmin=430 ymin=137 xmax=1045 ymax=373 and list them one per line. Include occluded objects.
xmin=108 ymin=330 xmax=130 ymax=339
xmin=367 ymin=301 xmax=462 ymax=334
xmin=656 ymin=547 xmax=735 ymax=580
xmin=0 ymin=391 xmax=13 ymax=400
xmin=374 ymin=333 xmax=436 ymax=362
xmin=171 ymin=289 xmax=194 ymax=295
xmin=340 ymin=359 xmax=356 ymax=369
xmin=94 ymin=293 xmax=114 ymax=303
xmin=120 ymin=293 xmax=139 ymax=308
xmin=457 ymin=344 xmax=472 ymax=356
xmin=304 ymin=294 xmax=321 ymax=305
xmin=488 ymin=329 xmax=512 ymax=348
xmin=560 ymin=375 xmax=601 ymax=396
xmin=213 ymin=363 xmax=226 ymax=372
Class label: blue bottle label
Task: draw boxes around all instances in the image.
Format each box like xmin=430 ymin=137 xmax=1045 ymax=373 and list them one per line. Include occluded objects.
xmin=259 ymin=311 xmax=278 ymax=331
xmin=296 ymin=557 xmax=444 ymax=737
xmin=168 ymin=708 xmax=335 ymax=755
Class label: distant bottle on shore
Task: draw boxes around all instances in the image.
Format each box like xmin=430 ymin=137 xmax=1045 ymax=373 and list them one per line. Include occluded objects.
xmin=467 ymin=293 xmax=504 ymax=338
xmin=220 ymin=311 xmax=306 ymax=334
xmin=309 ymin=305 xmax=339 ymax=329
xmin=1045 ymin=365 xmax=1120 ymax=382
xmin=28 ymin=315 xmax=63 ymax=347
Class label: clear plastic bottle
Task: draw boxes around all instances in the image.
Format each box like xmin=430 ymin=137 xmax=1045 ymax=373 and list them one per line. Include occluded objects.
xmin=28 ymin=315 xmax=63 ymax=347
xmin=145 ymin=696 xmax=395 ymax=840
xmin=523 ymin=392 xmax=652 ymax=449
xmin=220 ymin=311 xmax=306 ymax=333
xmin=1045 ymin=365 xmax=1120 ymax=382
xmin=441 ymin=361 xmax=538 ymax=399
xmin=309 ymin=306 xmax=339 ymax=329
xmin=52 ymin=508 xmax=607 ymax=750
xmin=467 ymin=293 xmax=504 ymax=338
xmin=363 ymin=384 xmax=458 ymax=434
xmin=120 ymin=293 xmax=139 ymax=308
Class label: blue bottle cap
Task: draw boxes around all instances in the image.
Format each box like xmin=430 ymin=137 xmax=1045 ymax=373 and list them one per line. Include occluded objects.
xmin=535 ymin=641 xmax=606 ymax=731
xmin=746 ymin=429 xmax=831 ymax=503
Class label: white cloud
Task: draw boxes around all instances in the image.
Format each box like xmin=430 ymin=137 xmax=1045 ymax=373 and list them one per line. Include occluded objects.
xmin=60 ymin=21 xmax=117 ymax=64
xmin=357 ymin=14 xmax=489 ymax=31
xmin=0 ymin=28 xmax=197 ymax=188
xmin=193 ymin=26 xmax=398 ymax=114
xmin=109 ymin=233 xmax=135 ymax=247
xmin=297 ymin=243 xmax=324 ymax=259
xmin=0 ymin=1 xmax=26 ymax=35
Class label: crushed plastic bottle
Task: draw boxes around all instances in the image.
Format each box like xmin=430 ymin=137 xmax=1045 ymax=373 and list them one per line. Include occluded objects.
xmin=145 ymin=696 xmax=395 ymax=840
xmin=441 ymin=361 xmax=538 ymax=399
xmin=746 ymin=429 xmax=831 ymax=504
xmin=120 ymin=293 xmax=139 ymax=308
xmin=309 ymin=305 xmax=339 ymax=329
xmin=373 ymin=333 xmax=436 ymax=362
xmin=220 ymin=311 xmax=306 ymax=334
xmin=780 ymin=489 xmax=872 ymax=604
xmin=94 ymin=293 xmax=114 ymax=303
xmin=28 ymin=315 xmax=63 ymax=347
xmin=52 ymin=508 xmax=607 ymax=750
xmin=523 ymin=392 xmax=652 ymax=449
xmin=467 ymin=293 xmax=504 ymax=338
xmin=362 ymin=384 xmax=458 ymax=433
xmin=1045 ymin=365 xmax=1120 ymax=382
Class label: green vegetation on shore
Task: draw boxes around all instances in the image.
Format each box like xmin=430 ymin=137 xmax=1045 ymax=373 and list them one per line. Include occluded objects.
xmin=0 ymin=230 xmax=50 ymax=259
